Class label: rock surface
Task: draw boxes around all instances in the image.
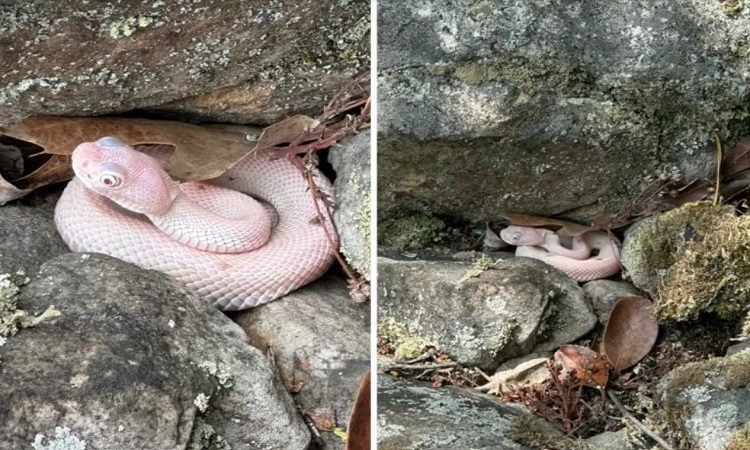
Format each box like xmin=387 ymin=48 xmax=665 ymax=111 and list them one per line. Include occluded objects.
xmin=0 ymin=253 xmax=310 ymax=450
xmin=235 ymin=276 xmax=370 ymax=450
xmin=0 ymin=203 xmax=68 ymax=275
xmin=583 ymin=279 xmax=644 ymax=323
xmin=377 ymin=0 xmax=750 ymax=238
xmin=378 ymin=254 xmax=597 ymax=370
xmin=378 ymin=376 xmax=560 ymax=450
xmin=0 ymin=0 xmax=369 ymax=126
xmin=658 ymin=352 xmax=750 ymax=450
xmin=330 ymin=130 xmax=371 ymax=279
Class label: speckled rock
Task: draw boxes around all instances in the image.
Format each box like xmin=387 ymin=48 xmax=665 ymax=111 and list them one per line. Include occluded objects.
xmin=658 ymin=352 xmax=750 ymax=450
xmin=0 ymin=0 xmax=369 ymax=126
xmin=378 ymin=0 xmax=750 ymax=234
xmin=330 ymin=130 xmax=371 ymax=279
xmin=377 ymin=376 xmax=561 ymax=450
xmin=586 ymin=430 xmax=650 ymax=450
xmin=235 ymin=276 xmax=370 ymax=450
xmin=583 ymin=279 xmax=644 ymax=323
xmin=378 ymin=254 xmax=597 ymax=371
xmin=0 ymin=253 xmax=310 ymax=450
xmin=0 ymin=203 xmax=68 ymax=275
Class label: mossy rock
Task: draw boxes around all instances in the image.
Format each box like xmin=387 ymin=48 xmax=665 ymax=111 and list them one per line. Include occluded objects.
xmin=622 ymin=202 xmax=750 ymax=322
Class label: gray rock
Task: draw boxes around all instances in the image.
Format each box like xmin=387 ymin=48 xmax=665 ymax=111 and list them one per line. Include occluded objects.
xmin=583 ymin=279 xmax=644 ymax=323
xmin=586 ymin=430 xmax=650 ymax=450
xmin=330 ymin=130 xmax=371 ymax=279
xmin=235 ymin=276 xmax=370 ymax=450
xmin=378 ymin=255 xmax=597 ymax=370
xmin=658 ymin=352 xmax=750 ymax=450
xmin=377 ymin=0 xmax=750 ymax=233
xmin=0 ymin=0 xmax=369 ymax=126
xmin=377 ymin=376 xmax=560 ymax=450
xmin=726 ymin=340 xmax=750 ymax=357
xmin=0 ymin=204 xmax=68 ymax=275
xmin=0 ymin=253 xmax=310 ymax=450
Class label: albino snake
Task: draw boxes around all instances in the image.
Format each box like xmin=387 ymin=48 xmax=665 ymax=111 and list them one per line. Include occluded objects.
xmin=500 ymin=225 xmax=621 ymax=282
xmin=54 ymin=137 xmax=337 ymax=311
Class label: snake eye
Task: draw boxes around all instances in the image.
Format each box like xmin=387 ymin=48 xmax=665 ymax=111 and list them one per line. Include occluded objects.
xmin=100 ymin=173 xmax=122 ymax=188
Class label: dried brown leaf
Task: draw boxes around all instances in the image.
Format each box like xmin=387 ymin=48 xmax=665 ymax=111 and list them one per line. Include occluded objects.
xmin=554 ymin=345 xmax=609 ymax=388
xmin=501 ymin=212 xmax=590 ymax=237
xmin=0 ymin=174 xmax=31 ymax=204
xmin=723 ymin=136 xmax=750 ymax=178
xmin=602 ymin=296 xmax=659 ymax=373
xmin=345 ymin=371 xmax=370 ymax=450
xmin=2 ymin=116 xmax=262 ymax=182
xmin=253 ymin=115 xmax=324 ymax=152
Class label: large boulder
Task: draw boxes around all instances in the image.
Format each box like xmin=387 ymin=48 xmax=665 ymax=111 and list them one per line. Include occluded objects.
xmin=0 ymin=0 xmax=369 ymax=126
xmin=378 ymin=254 xmax=597 ymax=370
xmin=378 ymin=0 xmax=750 ymax=237
xmin=0 ymin=253 xmax=310 ymax=450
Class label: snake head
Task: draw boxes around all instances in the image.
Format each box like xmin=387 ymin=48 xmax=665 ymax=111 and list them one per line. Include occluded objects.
xmin=499 ymin=225 xmax=546 ymax=246
xmin=72 ymin=137 xmax=176 ymax=215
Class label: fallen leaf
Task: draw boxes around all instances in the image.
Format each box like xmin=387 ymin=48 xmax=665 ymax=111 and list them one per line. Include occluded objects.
xmin=501 ymin=212 xmax=591 ymax=237
xmin=483 ymin=222 xmax=509 ymax=251
xmin=253 ymin=115 xmax=323 ymax=152
xmin=723 ymin=136 xmax=750 ymax=178
xmin=0 ymin=175 xmax=31 ymax=204
xmin=554 ymin=345 xmax=609 ymax=388
xmin=477 ymin=356 xmax=550 ymax=395
xmin=345 ymin=371 xmax=370 ymax=450
xmin=2 ymin=116 xmax=263 ymax=182
xmin=602 ymin=297 xmax=659 ymax=372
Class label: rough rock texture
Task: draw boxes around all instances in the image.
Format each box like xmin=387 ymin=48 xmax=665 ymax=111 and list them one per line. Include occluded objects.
xmin=330 ymin=130 xmax=371 ymax=279
xmin=0 ymin=253 xmax=310 ymax=450
xmin=583 ymin=279 xmax=644 ymax=323
xmin=586 ymin=430 xmax=650 ymax=450
xmin=378 ymin=376 xmax=560 ymax=450
xmin=235 ymin=276 xmax=370 ymax=450
xmin=0 ymin=0 xmax=369 ymax=126
xmin=0 ymin=203 xmax=68 ymax=274
xmin=378 ymin=254 xmax=597 ymax=370
xmin=658 ymin=352 xmax=750 ymax=450
xmin=378 ymin=0 xmax=750 ymax=238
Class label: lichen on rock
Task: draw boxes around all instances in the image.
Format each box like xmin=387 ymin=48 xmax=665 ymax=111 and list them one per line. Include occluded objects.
xmin=623 ymin=202 xmax=750 ymax=322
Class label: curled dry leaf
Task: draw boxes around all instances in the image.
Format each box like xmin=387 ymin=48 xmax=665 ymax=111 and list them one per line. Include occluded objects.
xmin=476 ymin=356 xmax=550 ymax=396
xmin=501 ymin=212 xmax=591 ymax=237
xmin=602 ymin=296 xmax=659 ymax=373
xmin=554 ymin=345 xmax=609 ymax=389
xmin=723 ymin=136 xmax=750 ymax=179
xmin=2 ymin=116 xmax=266 ymax=182
xmin=345 ymin=371 xmax=370 ymax=450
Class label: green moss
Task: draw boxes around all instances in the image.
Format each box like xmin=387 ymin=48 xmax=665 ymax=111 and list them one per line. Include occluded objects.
xmin=378 ymin=213 xmax=445 ymax=251
xmin=724 ymin=0 xmax=744 ymax=16
xmin=626 ymin=202 xmax=750 ymax=322
xmin=727 ymin=424 xmax=750 ymax=450
xmin=662 ymin=352 xmax=750 ymax=401
xmin=506 ymin=414 xmax=594 ymax=450
xmin=458 ymin=254 xmax=498 ymax=283
xmin=188 ymin=418 xmax=232 ymax=450
xmin=378 ymin=318 xmax=432 ymax=361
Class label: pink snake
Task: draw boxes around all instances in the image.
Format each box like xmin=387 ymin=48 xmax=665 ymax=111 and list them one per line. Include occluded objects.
xmin=54 ymin=137 xmax=337 ymax=311
xmin=500 ymin=225 xmax=621 ymax=281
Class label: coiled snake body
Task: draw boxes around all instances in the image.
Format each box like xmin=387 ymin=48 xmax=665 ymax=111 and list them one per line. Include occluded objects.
xmin=54 ymin=137 xmax=337 ymax=311
xmin=500 ymin=225 xmax=621 ymax=282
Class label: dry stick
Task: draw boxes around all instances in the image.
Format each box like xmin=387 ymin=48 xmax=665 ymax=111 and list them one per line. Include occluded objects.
xmin=607 ymin=390 xmax=675 ymax=450
xmin=384 ymin=362 xmax=458 ymax=371
xmin=714 ymin=133 xmax=722 ymax=206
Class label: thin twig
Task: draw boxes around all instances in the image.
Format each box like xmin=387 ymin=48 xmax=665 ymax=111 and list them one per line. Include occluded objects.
xmin=714 ymin=133 xmax=722 ymax=206
xmin=384 ymin=362 xmax=458 ymax=371
xmin=607 ymin=390 xmax=675 ymax=450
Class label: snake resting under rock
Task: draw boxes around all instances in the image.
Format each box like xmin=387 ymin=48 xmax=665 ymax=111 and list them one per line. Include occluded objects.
xmin=500 ymin=225 xmax=621 ymax=281
xmin=54 ymin=137 xmax=337 ymax=311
